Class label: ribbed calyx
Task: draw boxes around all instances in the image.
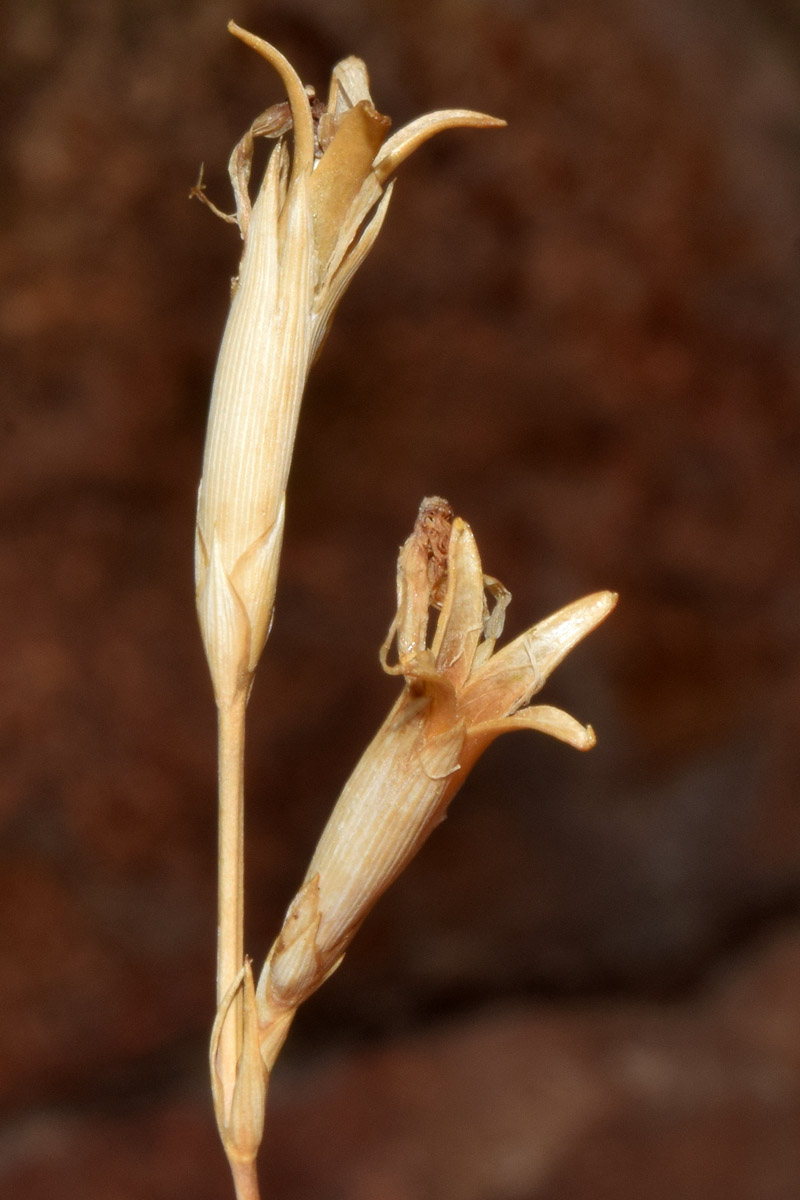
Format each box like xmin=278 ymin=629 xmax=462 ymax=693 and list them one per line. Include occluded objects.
xmin=194 ymin=26 xmax=506 ymax=707
xmin=254 ymin=498 xmax=616 ymax=1067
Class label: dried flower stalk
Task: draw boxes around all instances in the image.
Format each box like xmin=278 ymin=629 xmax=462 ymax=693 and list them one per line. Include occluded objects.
xmin=193 ymin=25 xmax=506 ymax=1199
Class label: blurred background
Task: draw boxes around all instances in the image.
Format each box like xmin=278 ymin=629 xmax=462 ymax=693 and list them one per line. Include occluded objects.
xmin=2 ymin=0 xmax=800 ymax=1196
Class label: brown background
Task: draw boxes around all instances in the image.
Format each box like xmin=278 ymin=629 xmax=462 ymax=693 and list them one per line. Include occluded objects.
xmin=2 ymin=0 xmax=800 ymax=1196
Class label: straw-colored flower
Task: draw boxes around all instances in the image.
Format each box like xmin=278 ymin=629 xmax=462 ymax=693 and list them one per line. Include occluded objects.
xmin=195 ymin=25 xmax=505 ymax=707
xmin=255 ymin=499 xmax=616 ymax=1066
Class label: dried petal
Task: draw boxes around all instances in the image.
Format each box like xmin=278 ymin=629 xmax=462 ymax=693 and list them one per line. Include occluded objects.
xmin=375 ymin=109 xmax=506 ymax=184
xmin=326 ymin=56 xmax=373 ymax=114
xmin=309 ymin=101 xmax=391 ymax=268
xmin=227 ymin=22 xmax=314 ymax=175
xmin=459 ymin=591 xmax=618 ymax=726
xmin=430 ymin=518 xmax=485 ymax=690
xmin=311 ymin=181 xmax=394 ymax=360
xmin=465 ymin=705 xmax=597 ymax=766
xmin=388 ymin=497 xmax=454 ymax=668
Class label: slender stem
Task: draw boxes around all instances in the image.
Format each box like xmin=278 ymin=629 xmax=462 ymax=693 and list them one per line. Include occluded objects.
xmin=231 ymin=1160 xmax=261 ymax=1200
xmin=217 ymin=689 xmax=248 ymax=1116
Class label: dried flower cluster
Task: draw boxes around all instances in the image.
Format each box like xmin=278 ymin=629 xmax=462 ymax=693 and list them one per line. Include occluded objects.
xmin=193 ymin=24 xmax=615 ymax=1200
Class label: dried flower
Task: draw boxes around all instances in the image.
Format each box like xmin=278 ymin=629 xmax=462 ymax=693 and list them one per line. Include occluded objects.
xmin=194 ymin=25 xmax=505 ymax=707
xmin=256 ymin=499 xmax=616 ymax=1066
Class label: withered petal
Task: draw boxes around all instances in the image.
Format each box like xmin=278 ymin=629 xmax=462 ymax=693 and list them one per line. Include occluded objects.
xmin=228 ymin=23 xmax=315 ymax=176
xmin=374 ymin=109 xmax=506 ymax=184
xmin=327 ymin=56 xmax=374 ymax=115
xmin=309 ymin=100 xmax=391 ymax=269
xmin=466 ymin=704 xmax=597 ymax=760
xmin=459 ymin=591 xmax=617 ymax=726
xmin=430 ymin=518 xmax=485 ymax=691
xmin=311 ymin=181 xmax=394 ymax=361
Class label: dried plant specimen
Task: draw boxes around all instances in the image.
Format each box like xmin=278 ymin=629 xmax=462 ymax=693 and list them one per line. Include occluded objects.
xmin=193 ymin=25 xmax=514 ymax=1200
